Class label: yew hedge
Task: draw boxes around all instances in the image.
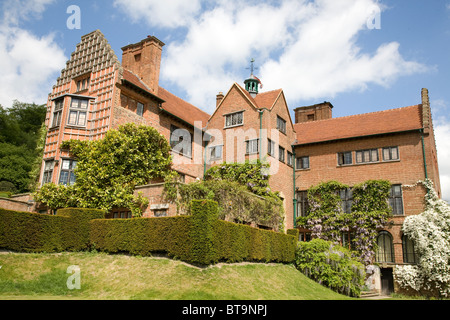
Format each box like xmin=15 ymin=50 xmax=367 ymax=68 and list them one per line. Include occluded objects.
xmin=0 ymin=207 xmax=104 ymax=252
xmin=1 ymin=200 xmax=296 ymax=266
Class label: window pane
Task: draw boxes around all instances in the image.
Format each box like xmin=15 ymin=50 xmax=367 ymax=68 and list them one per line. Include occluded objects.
xmin=80 ymin=99 xmax=88 ymax=109
xmin=364 ymin=150 xmax=370 ymax=162
xmin=68 ymin=111 xmax=78 ymax=125
xmin=371 ymin=149 xmax=379 ymax=161
xmin=383 ymin=148 xmax=390 ymax=160
xmin=59 ymin=171 xmax=69 ymax=185
xmin=62 ymin=160 xmax=71 ymax=170
xmin=356 ymin=151 xmax=363 ymax=163
xmin=302 ymin=157 xmax=309 ymax=169
xmin=137 ymin=102 xmax=144 ymax=116
xmin=69 ymin=172 xmax=76 ymax=185
xmin=78 ymin=112 xmax=86 ymax=126
xmin=391 ymin=147 xmax=398 ymax=160
xmin=216 ymin=146 xmax=223 ymax=158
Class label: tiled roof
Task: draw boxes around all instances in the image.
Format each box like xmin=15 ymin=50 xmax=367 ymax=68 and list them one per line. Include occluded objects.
xmin=254 ymin=89 xmax=283 ymax=110
xmin=293 ymin=104 xmax=423 ymax=145
xmin=157 ymin=87 xmax=210 ymax=128
xmin=122 ymin=69 xmax=210 ymax=128
xmin=234 ymin=83 xmax=283 ymax=110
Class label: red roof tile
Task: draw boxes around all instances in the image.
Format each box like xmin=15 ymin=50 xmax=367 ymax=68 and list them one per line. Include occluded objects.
xmin=293 ymin=105 xmax=423 ymax=145
xmin=122 ymin=69 xmax=210 ymax=128
xmin=157 ymin=86 xmax=210 ymax=128
xmin=234 ymin=83 xmax=283 ymax=110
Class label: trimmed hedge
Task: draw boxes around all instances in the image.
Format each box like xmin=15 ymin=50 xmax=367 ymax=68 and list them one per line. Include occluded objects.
xmin=89 ymin=216 xmax=192 ymax=260
xmin=91 ymin=200 xmax=296 ymax=265
xmin=1 ymin=201 xmax=296 ymax=266
xmin=0 ymin=207 xmax=104 ymax=253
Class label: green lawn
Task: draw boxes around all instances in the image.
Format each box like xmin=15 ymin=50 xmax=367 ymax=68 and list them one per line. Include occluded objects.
xmin=0 ymin=251 xmax=355 ymax=300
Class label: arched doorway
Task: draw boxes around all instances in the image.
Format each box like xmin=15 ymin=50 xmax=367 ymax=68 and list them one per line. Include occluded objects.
xmin=376 ymin=231 xmax=395 ymax=295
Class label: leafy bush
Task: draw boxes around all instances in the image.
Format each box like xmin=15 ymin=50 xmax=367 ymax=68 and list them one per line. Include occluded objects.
xmin=295 ymin=238 xmax=365 ymax=297
xmin=34 ymin=123 xmax=174 ymax=216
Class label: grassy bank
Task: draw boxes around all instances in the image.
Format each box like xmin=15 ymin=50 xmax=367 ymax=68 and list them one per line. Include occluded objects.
xmin=0 ymin=251 xmax=353 ymax=300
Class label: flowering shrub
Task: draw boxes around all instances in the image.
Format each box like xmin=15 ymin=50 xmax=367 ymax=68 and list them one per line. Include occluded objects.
xmin=295 ymin=238 xmax=365 ymax=297
xmin=394 ymin=179 xmax=450 ymax=298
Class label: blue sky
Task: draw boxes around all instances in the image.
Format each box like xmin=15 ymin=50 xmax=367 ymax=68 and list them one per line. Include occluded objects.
xmin=1 ymin=0 xmax=449 ymax=200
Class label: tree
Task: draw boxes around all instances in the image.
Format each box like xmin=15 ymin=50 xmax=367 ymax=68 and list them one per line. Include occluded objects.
xmin=34 ymin=123 xmax=175 ymax=216
xmin=0 ymin=101 xmax=46 ymax=193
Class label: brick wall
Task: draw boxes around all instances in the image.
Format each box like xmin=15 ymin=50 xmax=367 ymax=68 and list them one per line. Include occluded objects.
xmin=294 ymin=130 xmax=431 ymax=264
xmin=207 ymin=84 xmax=296 ymax=229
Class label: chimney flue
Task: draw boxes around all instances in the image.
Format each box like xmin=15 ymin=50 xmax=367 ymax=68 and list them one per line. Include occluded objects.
xmin=216 ymin=92 xmax=224 ymax=108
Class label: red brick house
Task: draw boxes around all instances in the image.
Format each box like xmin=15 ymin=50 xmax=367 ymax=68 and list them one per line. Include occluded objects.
xmin=39 ymin=30 xmax=209 ymax=217
xmin=1 ymin=30 xmax=440 ymax=294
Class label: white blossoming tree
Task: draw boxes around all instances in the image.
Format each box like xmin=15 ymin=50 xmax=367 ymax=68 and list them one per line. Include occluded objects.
xmin=394 ymin=179 xmax=450 ymax=298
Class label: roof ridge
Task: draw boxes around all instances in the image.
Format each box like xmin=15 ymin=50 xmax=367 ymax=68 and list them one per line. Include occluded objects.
xmin=294 ymin=104 xmax=421 ymax=126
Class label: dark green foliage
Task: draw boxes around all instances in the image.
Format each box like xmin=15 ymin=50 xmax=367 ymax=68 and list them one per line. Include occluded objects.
xmin=204 ymin=161 xmax=274 ymax=197
xmin=168 ymin=179 xmax=284 ymax=230
xmin=165 ymin=162 xmax=285 ymax=230
xmin=213 ymin=221 xmax=296 ymax=264
xmin=91 ymin=200 xmax=296 ymax=265
xmin=89 ymin=216 xmax=193 ymax=261
xmin=1 ymin=201 xmax=295 ymax=266
xmin=0 ymin=207 xmax=104 ymax=252
xmin=189 ymin=200 xmax=219 ymax=264
xmin=0 ymin=102 xmax=46 ymax=193
xmin=295 ymin=239 xmax=365 ymax=297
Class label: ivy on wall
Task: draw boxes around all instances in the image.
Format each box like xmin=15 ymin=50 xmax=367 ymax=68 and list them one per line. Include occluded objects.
xmin=296 ymin=180 xmax=392 ymax=265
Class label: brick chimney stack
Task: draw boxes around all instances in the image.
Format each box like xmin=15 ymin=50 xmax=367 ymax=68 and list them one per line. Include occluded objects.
xmin=121 ymin=35 xmax=165 ymax=95
xmin=216 ymin=92 xmax=224 ymax=108
xmin=294 ymin=102 xmax=333 ymax=123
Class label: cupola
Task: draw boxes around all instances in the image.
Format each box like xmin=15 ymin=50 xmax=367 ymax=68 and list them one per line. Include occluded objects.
xmin=244 ymin=58 xmax=262 ymax=98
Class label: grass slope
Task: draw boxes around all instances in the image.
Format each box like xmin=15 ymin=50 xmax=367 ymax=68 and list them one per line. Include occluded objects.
xmin=0 ymin=251 xmax=353 ymax=300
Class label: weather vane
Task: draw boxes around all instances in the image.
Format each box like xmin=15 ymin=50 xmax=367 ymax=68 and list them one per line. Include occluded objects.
xmin=247 ymin=58 xmax=258 ymax=76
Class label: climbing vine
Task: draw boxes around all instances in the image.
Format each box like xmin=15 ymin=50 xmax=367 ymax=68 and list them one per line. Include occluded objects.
xmin=164 ymin=161 xmax=285 ymax=230
xmin=296 ymin=180 xmax=392 ymax=265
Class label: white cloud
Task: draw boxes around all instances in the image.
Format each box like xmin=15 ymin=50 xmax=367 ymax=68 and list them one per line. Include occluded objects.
xmin=0 ymin=0 xmax=66 ymax=107
xmin=117 ymin=0 xmax=428 ymax=113
xmin=260 ymin=0 xmax=428 ymax=103
xmin=434 ymin=111 xmax=450 ymax=202
xmin=113 ymin=0 xmax=202 ymax=28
